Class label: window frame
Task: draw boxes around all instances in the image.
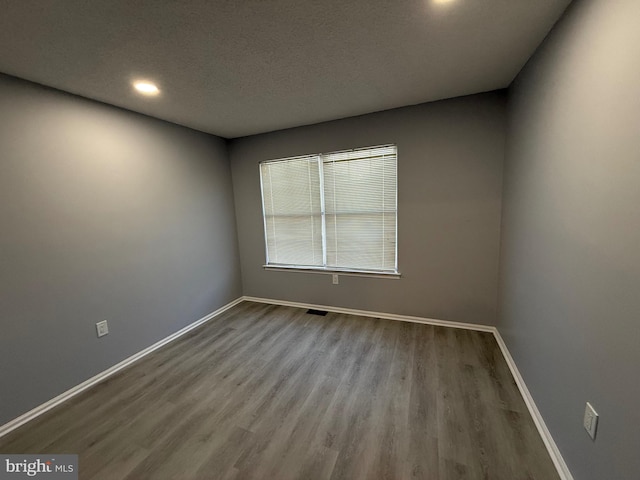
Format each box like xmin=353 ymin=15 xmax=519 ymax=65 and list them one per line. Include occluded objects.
xmin=259 ymin=145 xmax=400 ymax=278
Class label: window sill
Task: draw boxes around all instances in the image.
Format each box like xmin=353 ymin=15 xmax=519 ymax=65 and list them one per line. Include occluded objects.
xmin=263 ymin=265 xmax=401 ymax=279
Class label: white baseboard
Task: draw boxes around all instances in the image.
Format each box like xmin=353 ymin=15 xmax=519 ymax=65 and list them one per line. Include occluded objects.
xmin=493 ymin=330 xmax=574 ymax=480
xmin=241 ymin=296 xmax=495 ymax=332
xmin=243 ymin=295 xmax=572 ymax=480
xmin=0 ymin=295 xmax=573 ymax=480
xmin=0 ymin=297 xmax=244 ymax=440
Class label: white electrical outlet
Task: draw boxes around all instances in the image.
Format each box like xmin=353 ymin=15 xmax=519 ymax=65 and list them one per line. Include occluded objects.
xmin=332 ymin=274 xmax=339 ymax=285
xmin=96 ymin=320 xmax=109 ymax=338
xmin=583 ymin=402 xmax=598 ymax=440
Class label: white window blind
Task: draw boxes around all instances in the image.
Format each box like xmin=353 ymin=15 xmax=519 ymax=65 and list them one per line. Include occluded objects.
xmin=260 ymin=155 xmax=323 ymax=267
xmin=260 ymin=145 xmax=397 ymax=274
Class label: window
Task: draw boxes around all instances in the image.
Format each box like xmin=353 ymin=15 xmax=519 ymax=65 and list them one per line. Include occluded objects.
xmin=259 ymin=144 xmax=397 ymax=275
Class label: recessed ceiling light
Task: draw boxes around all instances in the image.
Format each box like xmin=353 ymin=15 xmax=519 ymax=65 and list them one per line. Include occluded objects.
xmin=433 ymin=0 xmax=455 ymax=4
xmin=133 ymin=81 xmax=160 ymax=95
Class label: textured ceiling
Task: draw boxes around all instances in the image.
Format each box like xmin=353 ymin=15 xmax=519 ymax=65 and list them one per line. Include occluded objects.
xmin=0 ymin=0 xmax=571 ymax=138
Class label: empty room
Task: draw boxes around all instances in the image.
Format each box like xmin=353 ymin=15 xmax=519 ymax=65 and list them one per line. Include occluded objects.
xmin=0 ymin=0 xmax=638 ymax=479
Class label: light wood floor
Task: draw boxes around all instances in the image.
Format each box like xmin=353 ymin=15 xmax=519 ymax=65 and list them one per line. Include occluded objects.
xmin=0 ymin=301 xmax=559 ymax=479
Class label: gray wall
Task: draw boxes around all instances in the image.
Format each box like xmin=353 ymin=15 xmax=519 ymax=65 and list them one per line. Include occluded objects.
xmin=230 ymin=93 xmax=506 ymax=325
xmin=0 ymin=74 xmax=242 ymax=426
xmin=498 ymin=1 xmax=640 ymax=479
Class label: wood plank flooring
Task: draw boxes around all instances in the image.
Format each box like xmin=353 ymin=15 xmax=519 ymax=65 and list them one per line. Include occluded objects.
xmin=0 ymin=301 xmax=560 ymax=479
